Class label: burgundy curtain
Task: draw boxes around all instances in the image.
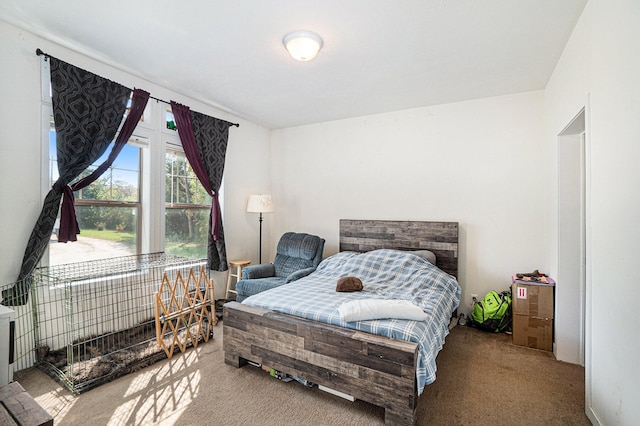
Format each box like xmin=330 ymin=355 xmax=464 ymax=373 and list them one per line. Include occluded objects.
xmin=171 ymin=101 xmax=232 ymax=271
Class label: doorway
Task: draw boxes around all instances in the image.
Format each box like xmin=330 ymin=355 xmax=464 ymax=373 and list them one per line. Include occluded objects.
xmin=557 ymin=108 xmax=586 ymax=366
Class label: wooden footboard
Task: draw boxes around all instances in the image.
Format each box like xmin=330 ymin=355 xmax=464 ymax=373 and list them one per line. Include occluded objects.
xmin=223 ymin=301 xmax=419 ymax=425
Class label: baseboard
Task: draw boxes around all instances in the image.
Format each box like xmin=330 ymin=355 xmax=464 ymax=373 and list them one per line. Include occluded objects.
xmin=586 ymin=405 xmax=602 ymax=425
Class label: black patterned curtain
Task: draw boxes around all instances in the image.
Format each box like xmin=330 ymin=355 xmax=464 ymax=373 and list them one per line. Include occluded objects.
xmin=171 ymin=102 xmax=232 ymax=271
xmin=2 ymin=58 xmax=147 ymax=306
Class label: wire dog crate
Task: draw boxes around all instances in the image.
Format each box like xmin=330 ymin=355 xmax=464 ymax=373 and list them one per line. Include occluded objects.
xmin=28 ymin=253 xmax=214 ymax=393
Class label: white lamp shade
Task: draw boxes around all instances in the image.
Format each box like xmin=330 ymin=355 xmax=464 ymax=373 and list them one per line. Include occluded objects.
xmin=247 ymin=194 xmax=274 ymax=213
xmin=283 ymin=30 xmax=323 ymax=62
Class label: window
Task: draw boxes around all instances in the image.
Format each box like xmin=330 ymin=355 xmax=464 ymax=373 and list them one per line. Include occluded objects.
xmin=164 ymin=145 xmax=211 ymax=259
xmin=48 ymin=115 xmax=145 ymax=265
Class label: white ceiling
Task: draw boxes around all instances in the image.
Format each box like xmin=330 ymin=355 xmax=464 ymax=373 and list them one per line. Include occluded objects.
xmin=1 ymin=0 xmax=587 ymax=129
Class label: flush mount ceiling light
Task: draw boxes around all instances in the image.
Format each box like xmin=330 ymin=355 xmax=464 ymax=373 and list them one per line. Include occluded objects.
xmin=283 ymin=30 xmax=323 ymax=62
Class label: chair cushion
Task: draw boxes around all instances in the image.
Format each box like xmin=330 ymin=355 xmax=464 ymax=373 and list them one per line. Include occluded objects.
xmin=274 ymin=232 xmax=324 ymax=278
xmin=236 ymin=276 xmax=286 ymax=302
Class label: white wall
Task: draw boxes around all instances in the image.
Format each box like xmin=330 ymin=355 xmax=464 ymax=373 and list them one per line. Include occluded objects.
xmin=588 ymin=0 xmax=640 ymax=423
xmin=0 ymin=21 xmax=272 ymax=300
xmin=0 ymin=23 xmax=43 ymax=284
xmin=270 ymin=91 xmax=547 ymax=315
xmin=545 ymin=0 xmax=640 ymax=423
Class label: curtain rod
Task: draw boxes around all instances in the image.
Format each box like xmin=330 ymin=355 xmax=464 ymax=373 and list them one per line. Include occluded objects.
xmin=36 ymin=48 xmax=240 ymax=128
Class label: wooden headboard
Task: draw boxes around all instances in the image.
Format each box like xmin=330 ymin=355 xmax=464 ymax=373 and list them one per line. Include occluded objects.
xmin=339 ymin=219 xmax=459 ymax=278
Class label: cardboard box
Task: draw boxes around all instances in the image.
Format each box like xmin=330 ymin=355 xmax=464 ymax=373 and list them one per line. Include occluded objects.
xmin=512 ymin=314 xmax=553 ymax=351
xmin=511 ymin=282 xmax=554 ymax=319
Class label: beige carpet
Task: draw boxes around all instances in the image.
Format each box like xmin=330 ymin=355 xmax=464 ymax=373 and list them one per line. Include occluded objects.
xmin=15 ymin=322 xmax=590 ymax=425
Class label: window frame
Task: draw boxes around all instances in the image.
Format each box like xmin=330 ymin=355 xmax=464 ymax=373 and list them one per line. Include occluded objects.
xmin=45 ymin=107 xmax=147 ymax=260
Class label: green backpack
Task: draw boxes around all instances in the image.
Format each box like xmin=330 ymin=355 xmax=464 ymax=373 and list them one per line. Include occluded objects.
xmin=471 ymin=290 xmax=512 ymax=333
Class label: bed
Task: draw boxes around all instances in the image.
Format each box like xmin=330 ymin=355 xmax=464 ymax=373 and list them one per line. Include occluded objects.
xmin=223 ymin=219 xmax=460 ymax=425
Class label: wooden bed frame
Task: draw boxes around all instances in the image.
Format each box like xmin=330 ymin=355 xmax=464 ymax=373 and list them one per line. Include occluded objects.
xmin=223 ymin=220 xmax=459 ymax=425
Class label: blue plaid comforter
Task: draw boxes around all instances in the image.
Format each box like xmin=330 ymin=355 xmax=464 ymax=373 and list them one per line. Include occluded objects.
xmin=242 ymin=249 xmax=461 ymax=394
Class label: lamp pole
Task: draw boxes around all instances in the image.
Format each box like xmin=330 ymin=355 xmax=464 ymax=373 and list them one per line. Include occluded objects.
xmin=247 ymin=194 xmax=273 ymax=265
xmin=258 ymin=212 xmax=264 ymax=264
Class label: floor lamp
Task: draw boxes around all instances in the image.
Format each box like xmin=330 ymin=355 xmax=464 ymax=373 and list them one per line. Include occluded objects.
xmin=246 ymin=194 xmax=274 ymax=264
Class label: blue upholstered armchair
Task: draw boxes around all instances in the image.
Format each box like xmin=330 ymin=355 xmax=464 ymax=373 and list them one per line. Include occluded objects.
xmin=235 ymin=232 xmax=325 ymax=302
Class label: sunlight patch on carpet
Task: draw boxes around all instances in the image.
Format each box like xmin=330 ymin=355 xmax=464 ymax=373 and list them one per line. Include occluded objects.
xmin=110 ymin=348 xmax=203 ymax=425
xmin=34 ymin=383 xmax=77 ymax=423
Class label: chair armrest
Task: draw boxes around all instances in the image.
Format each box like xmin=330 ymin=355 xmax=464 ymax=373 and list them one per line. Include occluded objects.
xmin=242 ymin=264 xmax=275 ymax=279
xmin=286 ymin=267 xmax=316 ymax=283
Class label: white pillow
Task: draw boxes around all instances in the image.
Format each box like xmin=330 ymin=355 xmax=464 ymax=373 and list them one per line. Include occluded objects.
xmin=409 ymin=250 xmax=436 ymax=264
xmin=338 ymin=299 xmax=428 ymax=322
